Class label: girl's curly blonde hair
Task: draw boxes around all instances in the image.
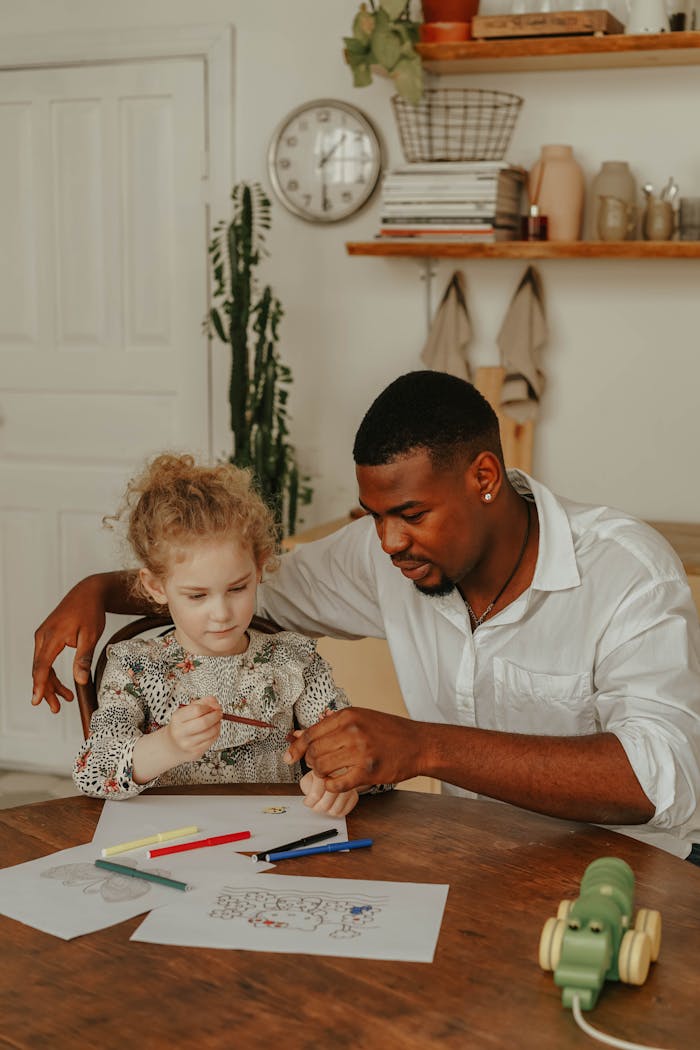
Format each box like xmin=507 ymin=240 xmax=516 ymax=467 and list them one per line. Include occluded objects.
xmin=109 ymin=454 xmax=279 ymax=593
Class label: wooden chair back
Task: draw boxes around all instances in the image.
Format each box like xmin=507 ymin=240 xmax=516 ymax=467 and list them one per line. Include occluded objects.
xmin=74 ymin=613 xmax=281 ymax=739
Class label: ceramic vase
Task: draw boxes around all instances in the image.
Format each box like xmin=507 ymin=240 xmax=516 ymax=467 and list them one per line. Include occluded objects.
xmin=590 ymin=161 xmax=637 ymax=239
xmin=529 ymin=144 xmax=585 ymax=242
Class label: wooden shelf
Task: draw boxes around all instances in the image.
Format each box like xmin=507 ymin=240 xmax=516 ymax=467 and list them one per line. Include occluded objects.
xmin=416 ymin=31 xmax=700 ymax=73
xmin=346 ymin=240 xmax=700 ymax=259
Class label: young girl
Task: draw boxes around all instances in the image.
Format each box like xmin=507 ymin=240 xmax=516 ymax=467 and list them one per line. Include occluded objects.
xmin=73 ymin=453 xmax=358 ymax=817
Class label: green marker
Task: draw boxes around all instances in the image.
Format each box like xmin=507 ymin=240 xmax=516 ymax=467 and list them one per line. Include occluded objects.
xmin=94 ymin=858 xmax=192 ymax=892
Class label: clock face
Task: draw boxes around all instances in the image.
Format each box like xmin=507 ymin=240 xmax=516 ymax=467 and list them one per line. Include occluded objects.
xmin=267 ymin=99 xmax=382 ymax=224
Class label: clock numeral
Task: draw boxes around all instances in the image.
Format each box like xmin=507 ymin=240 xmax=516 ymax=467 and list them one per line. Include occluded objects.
xmin=287 ymin=179 xmax=299 ymax=192
xmin=341 ymin=191 xmax=353 ymax=203
xmin=279 ymin=158 xmax=291 ymax=170
xmin=303 ymin=194 xmax=311 ymax=207
xmin=356 ymin=174 xmax=366 ymax=185
xmin=285 ymin=135 xmax=298 ymax=147
xmin=317 ymin=109 xmax=330 ymax=123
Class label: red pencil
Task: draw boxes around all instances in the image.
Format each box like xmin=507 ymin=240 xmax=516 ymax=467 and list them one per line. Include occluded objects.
xmin=148 ymin=831 xmax=252 ymax=858
xmin=221 ymin=712 xmax=275 ymax=729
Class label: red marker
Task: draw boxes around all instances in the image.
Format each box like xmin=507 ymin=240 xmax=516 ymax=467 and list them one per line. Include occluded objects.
xmin=221 ymin=713 xmax=276 ymax=729
xmin=148 ymin=830 xmax=251 ymax=858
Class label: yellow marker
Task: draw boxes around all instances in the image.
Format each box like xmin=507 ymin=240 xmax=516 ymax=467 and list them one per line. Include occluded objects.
xmin=100 ymin=825 xmax=198 ymax=857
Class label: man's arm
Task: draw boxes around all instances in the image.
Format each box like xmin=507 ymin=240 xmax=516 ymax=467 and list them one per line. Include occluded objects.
xmin=31 ymin=570 xmax=145 ymax=712
xmin=284 ymin=709 xmax=655 ymax=825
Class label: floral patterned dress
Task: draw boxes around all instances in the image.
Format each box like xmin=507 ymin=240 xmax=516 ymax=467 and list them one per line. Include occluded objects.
xmin=73 ymin=629 xmax=349 ymax=800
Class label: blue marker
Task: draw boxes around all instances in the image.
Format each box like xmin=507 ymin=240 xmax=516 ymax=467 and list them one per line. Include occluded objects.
xmin=266 ymin=838 xmax=373 ymax=861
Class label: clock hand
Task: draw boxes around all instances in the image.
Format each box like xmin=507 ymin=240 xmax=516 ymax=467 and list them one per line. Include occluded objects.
xmin=320 ymin=160 xmax=331 ymax=213
xmin=319 ymin=133 xmax=347 ymax=168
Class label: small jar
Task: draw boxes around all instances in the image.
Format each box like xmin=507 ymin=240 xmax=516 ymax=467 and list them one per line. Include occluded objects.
xmin=643 ymin=199 xmax=674 ymax=240
xmin=590 ymin=161 xmax=637 ymax=239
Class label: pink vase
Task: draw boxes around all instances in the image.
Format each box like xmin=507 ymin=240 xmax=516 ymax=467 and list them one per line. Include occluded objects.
xmin=529 ymin=144 xmax=585 ymax=242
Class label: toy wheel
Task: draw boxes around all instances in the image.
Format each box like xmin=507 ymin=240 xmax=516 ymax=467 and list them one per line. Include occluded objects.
xmin=556 ymin=899 xmax=573 ymax=920
xmin=634 ymin=908 xmax=662 ymax=961
xmin=539 ymin=917 xmax=566 ymax=972
xmin=619 ymin=929 xmax=651 ymax=985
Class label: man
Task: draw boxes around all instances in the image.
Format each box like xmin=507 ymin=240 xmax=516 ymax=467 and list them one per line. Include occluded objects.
xmin=32 ymin=372 xmax=700 ymax=859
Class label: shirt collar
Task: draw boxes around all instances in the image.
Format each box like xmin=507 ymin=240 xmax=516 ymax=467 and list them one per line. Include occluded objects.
xmin=508 ymin=470 xmax=581 ymax=593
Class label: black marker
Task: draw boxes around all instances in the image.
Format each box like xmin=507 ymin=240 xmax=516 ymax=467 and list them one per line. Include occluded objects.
xmin=252 ymin=827 xmax=338 ymax=862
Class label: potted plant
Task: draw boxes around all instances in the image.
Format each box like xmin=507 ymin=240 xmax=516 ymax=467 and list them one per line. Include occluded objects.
xmin=207 ymin=181 xmax=312 ymax=537
xmin=344 ymin=1 xmax=424 ymax=104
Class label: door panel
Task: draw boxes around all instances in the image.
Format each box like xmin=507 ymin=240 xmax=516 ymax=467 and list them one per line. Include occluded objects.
xmin=0 ymin=58 xmax=209 ymax=770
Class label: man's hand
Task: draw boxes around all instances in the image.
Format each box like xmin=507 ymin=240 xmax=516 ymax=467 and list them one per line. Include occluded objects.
xmin=299 ymin=770 xmax=358 ymax=817
xmin=285 ymin=708 xmax=423 ymax=793
xmin=31 ymin=576 xmax=108 ymax=713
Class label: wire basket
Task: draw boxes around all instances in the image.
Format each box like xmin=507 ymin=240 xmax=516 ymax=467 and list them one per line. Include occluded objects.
xmin=391 ymin=88 xmax=523 ymax=163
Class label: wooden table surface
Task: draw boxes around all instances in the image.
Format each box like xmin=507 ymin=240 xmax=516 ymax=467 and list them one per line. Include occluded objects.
xmin=1 ymin=786 xmax=697 ymax=1050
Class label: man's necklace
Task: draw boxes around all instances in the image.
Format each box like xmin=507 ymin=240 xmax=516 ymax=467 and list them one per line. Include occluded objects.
xmin=465 ymin=501 xmax=532 ymax=630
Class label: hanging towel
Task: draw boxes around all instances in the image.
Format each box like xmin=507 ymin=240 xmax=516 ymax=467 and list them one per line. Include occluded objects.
xmin=497 ymin=266 xmax=547 ymax=423
xmin=420 ymin=270 xmax=472 ymax=381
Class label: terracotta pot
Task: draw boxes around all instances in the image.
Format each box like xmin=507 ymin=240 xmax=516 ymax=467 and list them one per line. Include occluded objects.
xmin=419 ymin=21 xmax=472 ymax=41
xmin=421 ymin=1 xmax=479 ymax=23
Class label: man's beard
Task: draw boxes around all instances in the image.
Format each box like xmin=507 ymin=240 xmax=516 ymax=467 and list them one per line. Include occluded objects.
xmin=414 ymin=575 xmax=456 ymax=598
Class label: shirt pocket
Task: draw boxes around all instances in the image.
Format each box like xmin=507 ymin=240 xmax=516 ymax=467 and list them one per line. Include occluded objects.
xmin=492 ymin=658 xmax=596 ymax=735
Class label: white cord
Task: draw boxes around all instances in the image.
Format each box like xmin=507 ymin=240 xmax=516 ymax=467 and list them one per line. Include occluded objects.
xmin=572 ymin=995 xmax=671 ymax=1050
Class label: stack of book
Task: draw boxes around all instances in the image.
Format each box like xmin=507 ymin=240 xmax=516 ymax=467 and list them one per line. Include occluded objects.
xmin=378 ymin=161 xmax=526 ymax=242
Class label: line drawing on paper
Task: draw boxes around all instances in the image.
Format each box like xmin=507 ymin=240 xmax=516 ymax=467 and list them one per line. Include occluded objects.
xmin=40 ymin=862 xmax=167 ymax=902
xmin=210 ymin=886 xmax=388 ymax=939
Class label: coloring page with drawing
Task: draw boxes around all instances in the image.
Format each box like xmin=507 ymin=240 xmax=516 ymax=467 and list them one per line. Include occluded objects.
xmin=132 ymin=873 xmax=449 ymax=962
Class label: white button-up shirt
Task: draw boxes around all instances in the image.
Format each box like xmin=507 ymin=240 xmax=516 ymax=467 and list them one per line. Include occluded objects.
xmin=259 ymin=472 xmax=700 ymax=858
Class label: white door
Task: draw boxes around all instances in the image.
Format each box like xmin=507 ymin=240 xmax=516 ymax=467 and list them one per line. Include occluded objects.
xmin=0 ymin=58 xmax=209 ymax=771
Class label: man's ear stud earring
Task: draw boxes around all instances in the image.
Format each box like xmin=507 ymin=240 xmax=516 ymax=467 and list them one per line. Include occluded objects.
xmin=484 ymin=492 xmax=492 ymax=502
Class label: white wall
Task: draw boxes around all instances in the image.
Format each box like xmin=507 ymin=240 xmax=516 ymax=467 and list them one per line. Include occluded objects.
xmin=2 ymin=0 xmax=699 ymax=525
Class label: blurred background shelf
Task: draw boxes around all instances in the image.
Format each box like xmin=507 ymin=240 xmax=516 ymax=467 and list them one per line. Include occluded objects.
xmin=346 ymin=240 xmax=700 ymax=259
xmin=416 ymin=30 xmax=700 ymax=74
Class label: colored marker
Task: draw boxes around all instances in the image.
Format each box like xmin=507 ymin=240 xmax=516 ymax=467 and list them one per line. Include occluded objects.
xmin=221 ymin=713 xmax=276 ymax=729
xmin=266 ymin=838 xmax=373 ymax=862
xmin=100 ymin=825 xmax=198 ymax=857
xmin=94 ymin=858 xmax=192 ymax=892
xmin=252 ymin=828 xmax=339 ymax=862
xmin=148 ymin=830 xmax=251 ymax=858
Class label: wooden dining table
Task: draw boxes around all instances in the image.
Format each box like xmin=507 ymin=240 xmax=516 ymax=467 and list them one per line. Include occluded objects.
xmin=0 ymin=784 xmax=697 ymax=1049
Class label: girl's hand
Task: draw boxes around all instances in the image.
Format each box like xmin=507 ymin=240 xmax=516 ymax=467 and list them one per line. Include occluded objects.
xmin=166 ymin=697 xmax=222 ymax=761
xmin=299 ymin=770 xmax=359 ymax=817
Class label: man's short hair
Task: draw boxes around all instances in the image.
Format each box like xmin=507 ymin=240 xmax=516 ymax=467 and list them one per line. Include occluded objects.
xmin=353 ymin=370 xmax=503 ymax=470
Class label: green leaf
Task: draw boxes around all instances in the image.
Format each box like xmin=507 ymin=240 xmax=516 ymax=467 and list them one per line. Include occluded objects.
xmin=371 ymin=25 xmax=402 ymax=71
xmin=381 ymin=0 xmax=408 ymax=19
xmin=210 ymin=308 xmax=226 ymax=344
xmin=351 ymin=62 xmax=373 ymax=88
xmin=344 ymin=35 xmax=370 ymax=57
xmin=392 ymin=55 xmax=424 ymax=103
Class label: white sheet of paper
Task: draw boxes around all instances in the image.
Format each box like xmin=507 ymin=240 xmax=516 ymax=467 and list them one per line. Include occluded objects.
xmin=92 ymin=795 xmax=348 ymax=857
xmin=0 ymin=844 xmax=195 ymax=940
xmin=131 ymin=873 xmax=449 ymax=962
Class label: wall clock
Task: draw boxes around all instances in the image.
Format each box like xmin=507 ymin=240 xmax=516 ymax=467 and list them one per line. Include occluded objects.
xmin=267 ymin=99 xmax=382 ymax=224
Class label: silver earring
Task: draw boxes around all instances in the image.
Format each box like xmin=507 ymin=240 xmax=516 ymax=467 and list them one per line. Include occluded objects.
xmin=484 ymin=492 xmax=492 ymax=502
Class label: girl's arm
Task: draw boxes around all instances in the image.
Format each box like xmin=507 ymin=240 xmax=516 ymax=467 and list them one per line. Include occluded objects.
xmin=73 ymin=650 xmax=223 ymax=799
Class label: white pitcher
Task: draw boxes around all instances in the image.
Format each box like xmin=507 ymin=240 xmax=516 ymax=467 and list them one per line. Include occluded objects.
xmin=625 ymin=0 xmax=670 ymax=32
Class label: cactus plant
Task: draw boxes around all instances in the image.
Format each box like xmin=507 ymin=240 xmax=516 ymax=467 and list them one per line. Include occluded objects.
xmin=207 ymin=181 xmax=311 ymax=537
